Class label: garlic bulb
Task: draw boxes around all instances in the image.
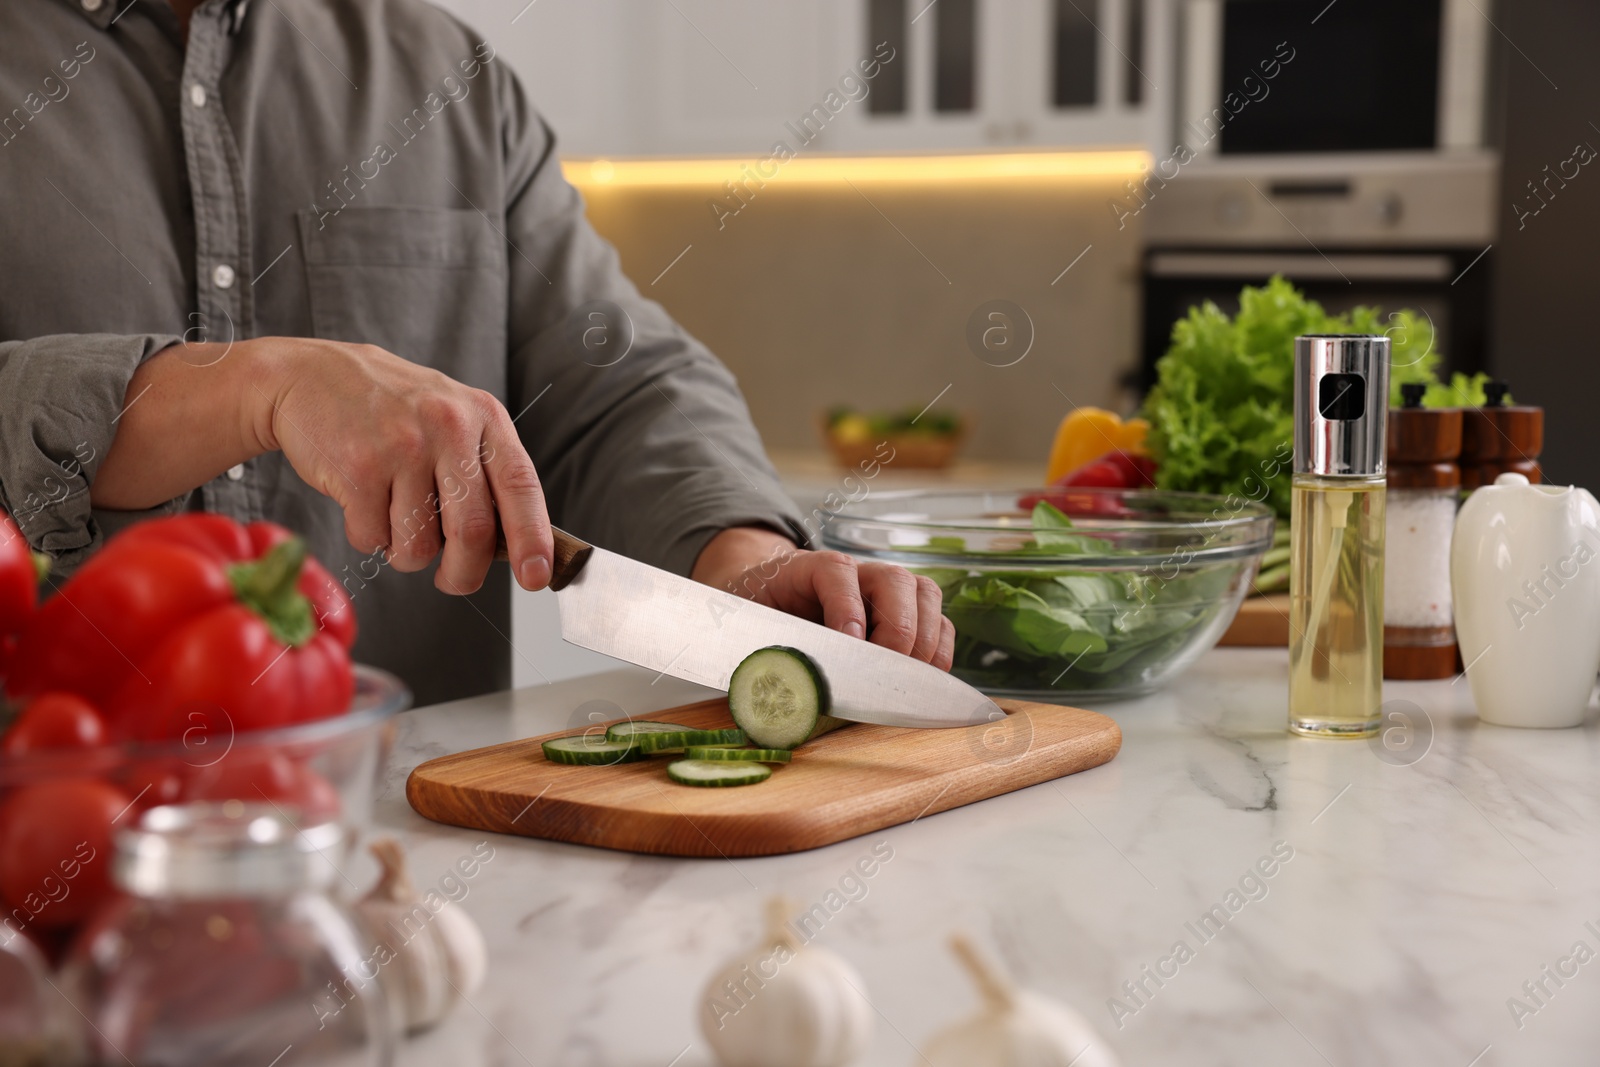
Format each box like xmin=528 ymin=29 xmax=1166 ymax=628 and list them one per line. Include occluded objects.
xmin=354 ymin=837 xmax=488 ymax=1033
xmin=915 ymin=935 xmax=1119 ymax=1067
xmin=700 ymin=896 xmax=873 ymax=1067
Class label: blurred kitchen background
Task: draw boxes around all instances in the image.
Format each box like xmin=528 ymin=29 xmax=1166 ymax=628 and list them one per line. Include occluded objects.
xmin=422 ymin=0 xmax=1599 ymax=685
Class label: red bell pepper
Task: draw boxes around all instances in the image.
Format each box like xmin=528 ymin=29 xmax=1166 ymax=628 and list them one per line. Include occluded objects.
xmin=0 ymin=510 xmax=45 ymax=638
xmin=6 ymin=514 xmax=354 ymax=741
xmin=1024 ymin=451 xmax=1164 ymax=518
xmin=1093 ymin=450 xmax=1157 ymax=488
xmin=1057 ymin=458 xmax=1126 ymax=489
xmin=110 ymin=514 xmax=356 ymax=649
xmin=1019 ymin=449 xmax=1158 ymax=516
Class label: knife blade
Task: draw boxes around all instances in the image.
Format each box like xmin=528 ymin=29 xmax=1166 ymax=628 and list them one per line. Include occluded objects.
xmin=545 ymin=529 xmax=1003 ymax=730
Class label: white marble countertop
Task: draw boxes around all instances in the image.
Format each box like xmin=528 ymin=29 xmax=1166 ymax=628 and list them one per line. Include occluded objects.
xmin=377 ymin=648 xmax=1600 ymax=1067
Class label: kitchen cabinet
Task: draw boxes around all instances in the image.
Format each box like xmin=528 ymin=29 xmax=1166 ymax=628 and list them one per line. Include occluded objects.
xmin=433 ymin=0 xmax=1161 ymax=156
xmin=824 ymin=0 xmax=1161 ymax=153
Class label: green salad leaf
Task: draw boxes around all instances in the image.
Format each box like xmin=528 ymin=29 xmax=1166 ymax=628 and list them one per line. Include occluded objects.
xmin=912 ymin=502 xmax=1239 ymax=694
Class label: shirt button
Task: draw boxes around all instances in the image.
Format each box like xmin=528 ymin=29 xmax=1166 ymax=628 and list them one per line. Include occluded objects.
xmin=212 ymin=264 xmax=236 ymax=290
xmin=226 ymin=464 xmax=246 ymax=482
xmin=81 ymin=0 xmax=103 ymax=10
xmin=189 ymin=84 xmax=208 ymax=109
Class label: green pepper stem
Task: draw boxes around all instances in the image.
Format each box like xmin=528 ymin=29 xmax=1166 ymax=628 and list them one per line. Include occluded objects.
xmin=228 ymin=539 xmax=316 ymax=648
xmin=30 ymin=552 xmax=49 ymax=584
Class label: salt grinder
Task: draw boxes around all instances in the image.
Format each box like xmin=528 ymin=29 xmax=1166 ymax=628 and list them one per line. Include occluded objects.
xmin=1383 ymin=383 xmax=1463 ymax=679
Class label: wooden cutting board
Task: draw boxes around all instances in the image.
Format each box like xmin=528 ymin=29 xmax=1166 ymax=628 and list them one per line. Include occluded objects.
xmin=406 ymin=697 xmax=1121 ymax=857
xmin=1218 ymin=594 xmax=1291 ymax=647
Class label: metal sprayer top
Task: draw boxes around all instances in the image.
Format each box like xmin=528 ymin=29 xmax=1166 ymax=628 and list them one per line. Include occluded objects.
xmin=1293 ymin=334 xmax=1390 ymax=478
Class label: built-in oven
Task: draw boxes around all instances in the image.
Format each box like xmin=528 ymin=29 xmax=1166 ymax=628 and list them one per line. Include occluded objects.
xmin=1179 ymin=0 xmax=1494 ymax=157
xmin=1136 ymin=152 xmax=1499 ymax=392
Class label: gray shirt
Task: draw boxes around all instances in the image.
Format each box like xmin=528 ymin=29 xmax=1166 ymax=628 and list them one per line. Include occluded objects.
xmin=0 ymin=0 xmax=805 ymax=706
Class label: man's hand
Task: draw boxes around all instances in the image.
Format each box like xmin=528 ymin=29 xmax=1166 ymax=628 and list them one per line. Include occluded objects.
xmin=93 ymin=337 xmax=555 ymax=595
xmin=691 ymin=526 xmax=956 ymax=671
xmin=257 ymin=340 xmax=552 ymax=595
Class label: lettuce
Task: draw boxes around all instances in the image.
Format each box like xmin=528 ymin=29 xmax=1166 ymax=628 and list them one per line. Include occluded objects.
xmin=1137 ymin=276 xmax=1450 ymax=519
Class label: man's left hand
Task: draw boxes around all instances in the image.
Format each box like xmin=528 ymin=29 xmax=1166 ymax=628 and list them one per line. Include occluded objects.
xmin=691 ymin=526 xmax=955 ymax=671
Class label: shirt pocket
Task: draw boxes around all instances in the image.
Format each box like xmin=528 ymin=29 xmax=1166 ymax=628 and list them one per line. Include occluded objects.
xmin=297 ymin=207 xmax=508 ymax=394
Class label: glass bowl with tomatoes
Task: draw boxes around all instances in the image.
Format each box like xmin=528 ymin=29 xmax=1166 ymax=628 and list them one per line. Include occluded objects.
xmin=0 ymin=511 xmax=410 ymax=964
xmin=0 ymin=666 xmax=406 ymax=950
xmin=821 ymin=486 xmax=1275 ymax=701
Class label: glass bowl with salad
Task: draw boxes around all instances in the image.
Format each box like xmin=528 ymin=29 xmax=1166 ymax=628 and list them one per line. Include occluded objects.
xmin=821 ymin=487 xmax=1275 ymax=701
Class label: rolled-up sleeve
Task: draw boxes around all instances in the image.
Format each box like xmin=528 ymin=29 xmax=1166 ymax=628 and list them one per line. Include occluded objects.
xmin=494 ymin=71 xmax=807 ymax=576
xmin=0 ymin=333 xmax=185 ymax=568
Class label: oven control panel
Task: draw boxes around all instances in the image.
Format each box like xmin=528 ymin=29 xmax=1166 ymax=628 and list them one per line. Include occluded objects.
xmin=1140 ymin=153 xmax=1497 ymax=247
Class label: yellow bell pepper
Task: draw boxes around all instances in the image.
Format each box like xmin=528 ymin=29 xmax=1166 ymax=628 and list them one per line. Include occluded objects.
xmin=1045 ymin=408 xmax=1149 ymax=483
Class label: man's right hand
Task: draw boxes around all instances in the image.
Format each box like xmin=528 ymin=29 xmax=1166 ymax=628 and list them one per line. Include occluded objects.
xmin=92 ymin=337 xmax=555 ymax=595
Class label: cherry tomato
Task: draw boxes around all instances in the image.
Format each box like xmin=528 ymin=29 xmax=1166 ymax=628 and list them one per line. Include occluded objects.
xmin=1 ymin=692 xmax=108 ymax=756
xmin=0 ymin=778 xmax=130 ymax=928
xmin=182 ymin=751 xmax=300 ymax=803
xmin=117 ymin=759 xmax=188 ymax=814
xmin=293 ymin=767 xmax=343 ymax=823
xmin=183 ymin=754 xmax=342 ymax=822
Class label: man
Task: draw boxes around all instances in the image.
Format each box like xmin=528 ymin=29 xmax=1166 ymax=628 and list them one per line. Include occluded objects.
xmin=0 ymin=0 xmax=953 ymax=705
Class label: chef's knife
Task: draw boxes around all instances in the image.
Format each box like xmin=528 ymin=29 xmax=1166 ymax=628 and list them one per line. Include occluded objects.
xmin=545 ymin=528 xmax=1003 ymax=730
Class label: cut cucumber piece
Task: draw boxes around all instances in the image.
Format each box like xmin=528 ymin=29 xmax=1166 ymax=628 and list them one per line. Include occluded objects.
xmin=728 ymin=646 xmax=829 ymax=749
xmin=666 ymin=759 xmax=773 ymax=787
xmin=604 ymin=720 xmax=698 ymax=742
xmin=635 ymin=727 xmax=746 ymax=754
xmin=683 ymin=746 xmax=793 ymax=764
xmin=541 ymin=734 xmax=642 ymax=765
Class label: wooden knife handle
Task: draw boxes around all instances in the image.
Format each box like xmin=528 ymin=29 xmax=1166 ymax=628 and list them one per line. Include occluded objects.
xmin=548 ymin=527 xmax=594 ymax=591
xmin=492 ymin=527 xmax=593 ymax=590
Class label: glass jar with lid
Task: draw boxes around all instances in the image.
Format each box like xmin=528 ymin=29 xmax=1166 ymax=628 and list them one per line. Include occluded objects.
xmin=61 ymin=803 xmax=396 ymax=1067
xmin=0 ymin=924 xmax=77 ymax=1065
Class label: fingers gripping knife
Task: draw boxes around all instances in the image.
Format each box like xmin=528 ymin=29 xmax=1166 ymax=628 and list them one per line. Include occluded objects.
xmin=543 ymin=528 xmax=1002 ymax=730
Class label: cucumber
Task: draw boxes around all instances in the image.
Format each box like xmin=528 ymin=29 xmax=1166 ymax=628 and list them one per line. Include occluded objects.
xmin=683 ymin=746 xmax=793 ymax=764
xmin=604 ymin=720 xmax=699 ymax=742
xmin=635 ymin=727 xmax=746 ymax=754
xmin=666 ymin=759 xmax=773 ymax=787
xmin=728 ymin=646 xmax=830 ymax=750
xmin=541 ymin=735 xmax=642 ymax=765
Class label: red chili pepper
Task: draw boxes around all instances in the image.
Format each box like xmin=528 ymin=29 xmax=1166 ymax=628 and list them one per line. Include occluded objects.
xmin=6 ymin=514 xmax=353 ymax=741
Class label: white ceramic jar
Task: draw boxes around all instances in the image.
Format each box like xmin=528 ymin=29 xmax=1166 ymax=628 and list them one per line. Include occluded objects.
xmin=1451 ymin=473 xmax=1600 ymax=728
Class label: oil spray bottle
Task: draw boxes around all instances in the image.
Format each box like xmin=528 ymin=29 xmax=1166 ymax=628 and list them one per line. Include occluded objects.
xmin=1289 ymin=335 xmax=1388 ymax=737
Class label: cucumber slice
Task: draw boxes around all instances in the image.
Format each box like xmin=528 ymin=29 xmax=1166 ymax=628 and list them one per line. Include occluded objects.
xmin=541 ymin=735 xmax=642 ymax=765
xmin=728 ymin=646 xmax=829 ymax=749
xmin=635 ymin=727 xmax=746 ymax=754
xmin=666 ymin=759 xmax=773 ymax=787
xmin=683 ymin=746 xmax=793 ymax=764
xmin=604 ymin=720 xmax=698 ymax=742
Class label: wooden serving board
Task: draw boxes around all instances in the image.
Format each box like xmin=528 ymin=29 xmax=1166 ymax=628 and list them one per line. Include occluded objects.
xmin=406 ymin=698 xmax=1121 ymax=857
xmin=1218 ymin=594 xmax=1291 ymax=647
